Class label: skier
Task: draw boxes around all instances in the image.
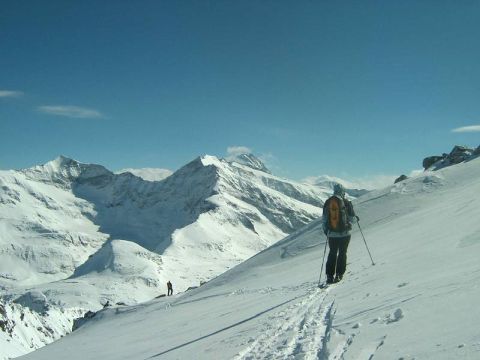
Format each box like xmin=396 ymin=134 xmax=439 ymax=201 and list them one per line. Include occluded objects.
xmin=322 ymin=183 xmax=358 ymax=284
xmin=167 ymin=281 xmax=173 ymax=296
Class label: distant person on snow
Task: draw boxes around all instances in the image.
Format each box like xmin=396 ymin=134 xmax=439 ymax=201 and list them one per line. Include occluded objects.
xmin=167 ymin=281 xmax=173 ymax=296
xmin=322 ymin=183 xmax=358 ymax=284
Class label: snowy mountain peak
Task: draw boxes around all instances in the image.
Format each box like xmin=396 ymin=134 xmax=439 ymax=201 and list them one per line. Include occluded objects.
xmin=227 ymin=153 xmax=270 ymax=173
xmin=22 ymin=156 xmax=113 ymax=186
xmin=40 ymin=155 xmax=84 ymax=177
xmin=199 ymin=154 xmax=224 ymax=168
xmin=49 ymin=155 xmax=79 ymax=168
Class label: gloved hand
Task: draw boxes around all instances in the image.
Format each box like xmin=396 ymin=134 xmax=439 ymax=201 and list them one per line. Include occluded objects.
xmin=323 ymin=228 xmax=328 ymax=236
xmin=355 ymin=215 xmax=360 ymax=222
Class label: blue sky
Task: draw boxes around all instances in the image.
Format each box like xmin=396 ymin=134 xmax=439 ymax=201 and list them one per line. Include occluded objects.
xmin=1 ymin=1 xmax=479 ymax=182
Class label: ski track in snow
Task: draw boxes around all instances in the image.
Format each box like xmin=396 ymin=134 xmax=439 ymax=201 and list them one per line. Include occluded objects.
xmin=235 ymin=283 xmax=334 ymax=360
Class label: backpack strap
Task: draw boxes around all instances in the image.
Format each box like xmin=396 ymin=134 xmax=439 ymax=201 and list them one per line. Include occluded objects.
xmin=344 ymin=199 xmax=355 ymax=217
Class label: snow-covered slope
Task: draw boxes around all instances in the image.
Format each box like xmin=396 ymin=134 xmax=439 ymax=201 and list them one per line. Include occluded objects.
xmin=20 ymin=156 xmax=480 ymax=360
xmin=1 ymin=153 xmax=338 ymax=359
xmin=0 ymin=159 xmax=109 ymax=287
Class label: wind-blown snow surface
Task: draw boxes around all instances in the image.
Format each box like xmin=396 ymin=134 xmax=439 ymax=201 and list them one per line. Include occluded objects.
xmin=1 ymin=154 xmax=336 ymax=359
xmin=21 ymin=157 xmax=480 ymax=359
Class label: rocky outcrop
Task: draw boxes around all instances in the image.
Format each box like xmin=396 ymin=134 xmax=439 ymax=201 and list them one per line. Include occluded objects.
xmin=394 ymin=175 xmax=408 ymax=184
xmin=423 ymin=145 xmax=478 ymax=171
xmin=423 ymin=156 xmax=444 ymax=170
xmin=472 ymin=145 xmax=480 ymax=156
xmin=13 ymin=291 xmax=50 ymax=315
xmin=72 ymin=310 xmax=97 ymax=331
xmin=449 ymin=145 xmax=474 ymax=164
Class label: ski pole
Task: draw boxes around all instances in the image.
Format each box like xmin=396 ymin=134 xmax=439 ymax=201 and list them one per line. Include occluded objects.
xmin=318 ymin=233 xmax=328 ymax=286
xmin=356 ymin=218 xmax=375 ymax=265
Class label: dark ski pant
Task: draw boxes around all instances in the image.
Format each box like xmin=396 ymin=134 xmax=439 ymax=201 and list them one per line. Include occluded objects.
xmin=326 ymin=235 xmax=351 ymax=279
xmin=168 ymin=288 xmax=173 ymax=296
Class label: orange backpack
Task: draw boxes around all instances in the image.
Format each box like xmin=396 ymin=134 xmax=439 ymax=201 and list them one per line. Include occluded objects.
xmin=326 ymin=196 xmax=349 ymax=232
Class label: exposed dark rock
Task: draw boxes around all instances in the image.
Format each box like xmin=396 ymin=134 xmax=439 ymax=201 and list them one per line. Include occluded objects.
xmin=0 ymin=303 xmax=15 ymax=336
xmin=72 ymin=310 xmax=97 ymax=331
xmin=450 ymin=145 xmax=473 ymax=155
xmin=423 ymin=156 xmax=444 ymax=170
xmin=448 ymin=145 xmax=474 ymax=165
xmin=423 ymin=145 xmax=477 ymax=171
xmin=394 ymin=175 xmax=408 ymax=184
xmin=13 ymin=291 xmax=49 ymax=315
